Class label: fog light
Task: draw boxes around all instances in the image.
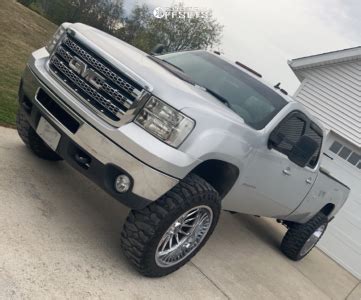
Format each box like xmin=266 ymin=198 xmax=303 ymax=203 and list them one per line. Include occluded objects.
xmin=114 ymin=175 xmax=131 ymax=193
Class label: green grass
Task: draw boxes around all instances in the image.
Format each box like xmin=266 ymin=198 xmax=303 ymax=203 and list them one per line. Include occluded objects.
xmin=0 ymin=0 xmax=56 ymax=127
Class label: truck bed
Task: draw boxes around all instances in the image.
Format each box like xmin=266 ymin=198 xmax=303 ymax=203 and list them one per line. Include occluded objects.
xmin=285 ymin=166 xmax=350 ymax=224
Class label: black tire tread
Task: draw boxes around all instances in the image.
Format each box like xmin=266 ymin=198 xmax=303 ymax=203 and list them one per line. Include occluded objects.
xmin=16 ymin=107 xmax=31 ymax=146
xmin=281 ymin=212 xmax=328 ymax=261
xmin=121 ymin=173 xmax=220 ymax=277
xmin=16 ymin=108 xmax=62 ymax=161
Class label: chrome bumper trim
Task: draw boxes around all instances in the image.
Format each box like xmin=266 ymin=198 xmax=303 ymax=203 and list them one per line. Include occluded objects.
xmin=22 ymin=65 xmax=179 ymax=201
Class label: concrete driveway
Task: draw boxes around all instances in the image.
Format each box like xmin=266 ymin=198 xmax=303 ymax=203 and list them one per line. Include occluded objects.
xmin=0 ymin=126 xmax=360 ymax=299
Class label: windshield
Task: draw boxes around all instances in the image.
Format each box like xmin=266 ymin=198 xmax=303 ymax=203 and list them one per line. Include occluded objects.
xmin=159 ymin=51 xmax=287 ymax=130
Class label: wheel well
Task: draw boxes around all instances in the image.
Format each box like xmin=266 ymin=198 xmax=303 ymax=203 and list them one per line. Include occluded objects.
xmin=191 ymin=160 xmax=239 ymax=199
xmin=321 ymin=203 xmax=335 ymax=217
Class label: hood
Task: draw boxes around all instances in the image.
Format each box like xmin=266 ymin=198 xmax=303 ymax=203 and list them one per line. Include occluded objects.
xmin=69 ymin=23 xmax=244 ymax=125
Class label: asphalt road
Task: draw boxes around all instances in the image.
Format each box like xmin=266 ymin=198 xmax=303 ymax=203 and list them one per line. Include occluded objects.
xmin=0 ymin=126 xmax=359 ymax=299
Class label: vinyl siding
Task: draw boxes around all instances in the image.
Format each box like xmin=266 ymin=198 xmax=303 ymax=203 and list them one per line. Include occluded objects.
xmin=291 ymin=53 xmax=361 ymax=280
xmin=319 ymin=133 xmax=361 ymax=279
xmin=294 ymin=60 xmax=361 ymax=147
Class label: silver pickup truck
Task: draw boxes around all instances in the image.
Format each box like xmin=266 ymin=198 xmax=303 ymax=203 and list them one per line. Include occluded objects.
xmin=17 ymin=23 xmax=350 ymax=277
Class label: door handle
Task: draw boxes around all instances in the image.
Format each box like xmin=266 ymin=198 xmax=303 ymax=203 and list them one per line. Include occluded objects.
xmin=306 ymin=177 xmax=313 ymax=184
xmin=282 ymin=168 xmax=291 ymax=176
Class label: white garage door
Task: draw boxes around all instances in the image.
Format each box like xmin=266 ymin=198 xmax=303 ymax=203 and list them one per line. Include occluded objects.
xmin=318 ymin=132 xmax=361 ymax=279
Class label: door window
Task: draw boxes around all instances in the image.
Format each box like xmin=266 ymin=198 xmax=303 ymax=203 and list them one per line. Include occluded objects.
xmin=271 ymin=114 xmax=306 ymax=157
xmin=304 ymin=123 xmax=323 ymax=168
xmin=269 ymin=112 xmax=323 ymax=168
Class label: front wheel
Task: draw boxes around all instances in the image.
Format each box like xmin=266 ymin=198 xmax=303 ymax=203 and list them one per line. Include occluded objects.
xmin=281 ymin=212 xmax=328 ymax=261
xmin=120 ymin=174 xmax=221 ymax=277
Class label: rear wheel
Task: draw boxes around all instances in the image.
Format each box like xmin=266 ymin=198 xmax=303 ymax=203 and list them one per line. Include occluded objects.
xmin=121 ymin=174 xmax=221 ymax=277
xmin=16 ymin=108 xmax=62 ymax=161
xmin=281 ymin=212 xmax=328 ymax=261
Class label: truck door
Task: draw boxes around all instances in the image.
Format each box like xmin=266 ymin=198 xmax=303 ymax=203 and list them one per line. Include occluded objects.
xmin=223 ymin=111 xmax=323 ymax=217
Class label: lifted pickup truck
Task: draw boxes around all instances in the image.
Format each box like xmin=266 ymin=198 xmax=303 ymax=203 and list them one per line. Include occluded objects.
xmin=17 ymin=23 xmax=350 ymax=277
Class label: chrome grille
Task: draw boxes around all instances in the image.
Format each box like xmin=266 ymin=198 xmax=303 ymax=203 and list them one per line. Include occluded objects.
xmin=56 ymin=46 xmax=132 ymax=108
xmin=49 ymin=34 xmax=144 ymax=123
xmin=62 ymin=38 xmax=138 ymax=97
xmin=50 ymin=56 xmax=121 ymax=116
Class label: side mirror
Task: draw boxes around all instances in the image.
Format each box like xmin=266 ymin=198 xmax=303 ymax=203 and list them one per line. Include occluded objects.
xmin=268 ymin=131 xmax=285 ymax=149
xmin=288 ymin=136 xmax=318 ymax=167
xmin=151 ymin=44 xmax=165 ymax=55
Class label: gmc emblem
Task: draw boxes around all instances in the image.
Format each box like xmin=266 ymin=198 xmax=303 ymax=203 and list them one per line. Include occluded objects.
xmin=69 ymin=56 xmax=105 ymax=90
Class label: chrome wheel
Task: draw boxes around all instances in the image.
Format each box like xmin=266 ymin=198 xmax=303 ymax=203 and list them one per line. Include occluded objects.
xmin=155 ymin=205 xmax=213 ymax=268
xmin=300 ymin=224 xmax=326 ymax=256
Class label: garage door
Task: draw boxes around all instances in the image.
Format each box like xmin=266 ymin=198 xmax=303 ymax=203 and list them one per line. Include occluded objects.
xmin=317 ymin=132 xmax=361 ymax=279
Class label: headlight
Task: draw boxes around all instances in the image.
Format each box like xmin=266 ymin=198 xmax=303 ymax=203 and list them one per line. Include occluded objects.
xmin=45 ymin=24 xmax=66 ymax=54
xmin=135 ymin=96 xmax=195 ymax=148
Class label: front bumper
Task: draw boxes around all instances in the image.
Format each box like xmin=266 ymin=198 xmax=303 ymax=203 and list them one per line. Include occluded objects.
xmin=27 ymin=48 xmax=200 ymax=179
xmin=20 ymin=65 xmax=179 ymax=209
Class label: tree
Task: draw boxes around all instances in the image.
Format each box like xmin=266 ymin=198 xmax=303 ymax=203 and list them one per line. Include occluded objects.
xmin=64 ymin=0 xmax=124 ymax=34
xmin=18 ymin=0 xmax=33 ymax=6
xmin=18 ymin=0 xmax=124 ymax=35
xmin=119 ymin=3 xmax=223 ymax=53
xmin=18 ymin=1 xmax=223 ymax=53
xmin=117 ymin=5 xmax=152 ymax=50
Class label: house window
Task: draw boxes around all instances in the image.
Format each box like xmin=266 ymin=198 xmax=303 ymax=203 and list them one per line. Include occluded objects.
xmin=329 ymin=141 xmax=343 ymax=154
xmin=329 ymin=141 xmax=361 ymax=171
xmin=348 ymin=153 xmax=361 ymax=166
xmin=339 ymin=147 xmax=352 ymax=159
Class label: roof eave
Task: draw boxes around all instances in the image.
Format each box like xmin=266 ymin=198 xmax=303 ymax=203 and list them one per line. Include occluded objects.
xmin=288 ymin=46 xmax=361 ymax=72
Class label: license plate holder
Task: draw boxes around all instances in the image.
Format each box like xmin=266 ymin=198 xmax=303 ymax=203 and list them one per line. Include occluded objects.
xmin=36 ymin=117 xmax=61 ymax=151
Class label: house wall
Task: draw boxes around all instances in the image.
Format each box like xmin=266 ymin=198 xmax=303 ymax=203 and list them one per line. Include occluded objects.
xmin=294 ymin=60 xmax=361 ymax=147
xmin=293 ymin=60 xmax=361 ymax=279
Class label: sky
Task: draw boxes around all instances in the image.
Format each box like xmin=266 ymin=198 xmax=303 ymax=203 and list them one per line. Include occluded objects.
xmin=123 ymin=0 xmax=361 ymax=94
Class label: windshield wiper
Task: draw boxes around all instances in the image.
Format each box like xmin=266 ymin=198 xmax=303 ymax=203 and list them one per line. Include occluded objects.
xmin=147 ymin=55 xmax=195 ymax=85
xmin=160 ymin=58 xmax=185 ymax=73
xmin=148 ymin=55 xmax=185 ymax=72
xmin=201 ymin=87 xmax=231 ymax=108
xmin=148 ymin=56 xmax=231 ymax=109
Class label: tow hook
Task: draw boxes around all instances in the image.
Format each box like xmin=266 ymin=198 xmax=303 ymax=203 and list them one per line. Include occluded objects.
xmin=74 ymin=152 xmax=91 ymax=169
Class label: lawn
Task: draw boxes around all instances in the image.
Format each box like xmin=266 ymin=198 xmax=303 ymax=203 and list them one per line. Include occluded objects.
xmin=0 ymin=0 xmax=56 ymax=127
